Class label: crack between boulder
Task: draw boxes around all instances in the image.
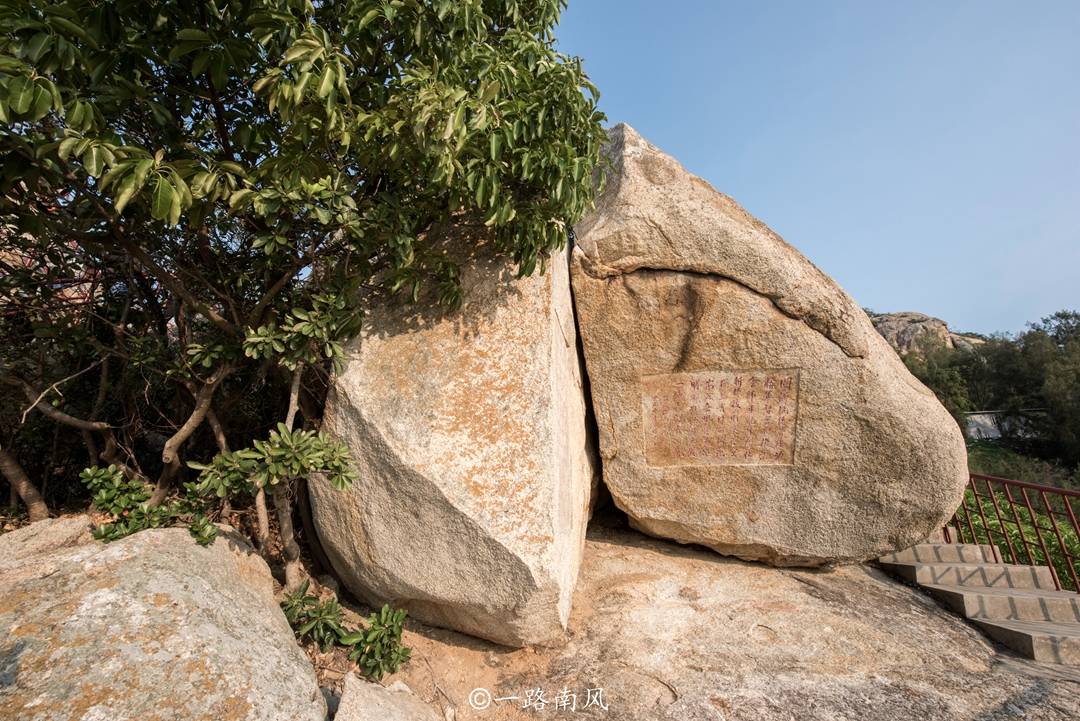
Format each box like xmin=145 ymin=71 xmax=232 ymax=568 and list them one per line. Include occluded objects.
xmin=577 ymin=256 xmax=864 ymax=359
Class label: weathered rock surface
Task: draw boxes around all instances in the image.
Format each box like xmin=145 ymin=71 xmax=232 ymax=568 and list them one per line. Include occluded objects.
xmin=869 ymin=310 xmax=985 ymax=356
xmin=0 ymin=522 xmax=325 ymax=721
xmin=570 ymin=124 xmax=968 ymax=565
xmin=336 ymin=676 xmax=440 ymax=721
xmin=311 ymin=243 xmax=595 ymax=647
xmin=0 ymin=514 xmax=93 ymax=559
xmin=390 ymin=525 xmax=1080 ymax=721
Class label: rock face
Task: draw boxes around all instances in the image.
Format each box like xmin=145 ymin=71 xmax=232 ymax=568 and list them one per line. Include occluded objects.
xmin=310 ymin=242 xmax=595 ymax=647
xmin=869 ymin=311 xmax=986 ymax=356
xmin=335 ymin=676 xmax=440 ymax=721
xmin=392 ymin=524 xmax=1080 ymax=721
xmin=0 ymin=521 xmax=325 ymax=721
xmin=570 ymin=124 xmax=968 ymax=566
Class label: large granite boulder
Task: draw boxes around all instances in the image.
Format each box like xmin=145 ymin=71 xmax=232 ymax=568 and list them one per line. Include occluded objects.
xmin=570 ymin=124 xmax=968 ymax=566
xmin=310 ymin=242 xmax=595 ymax=647
xmin=0 ymin=519 xmax=325 ymax=721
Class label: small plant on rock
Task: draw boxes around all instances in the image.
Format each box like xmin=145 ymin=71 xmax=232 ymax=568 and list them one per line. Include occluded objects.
xmin=81 ymin=465 xmax=220 ymax=546
xmin=281 ymin=582 xmax=411 ymax=679
xmin=81 ymin=465 xmax=150 ymax=516
xmin=281 ymin=580 xmax=348 ymax=653
xmin=341 ymin=604 xmax=412 ymax=681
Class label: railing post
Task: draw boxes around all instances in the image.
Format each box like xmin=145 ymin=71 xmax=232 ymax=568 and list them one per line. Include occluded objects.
xmin=984 ymin=477 xmax=1019 ymax=565
xmin=962 ymin=477 xmax=980 ymax=546
xmin=1020 ymin=487 xmax=1061 ymax=590
xmin=1002 ymin=484 xmax=1037 ymax=567
xmin=1039 ymin=489 xmax=1079 ymax=592
xmin=971 ymin=477 xmax=997 ymax=552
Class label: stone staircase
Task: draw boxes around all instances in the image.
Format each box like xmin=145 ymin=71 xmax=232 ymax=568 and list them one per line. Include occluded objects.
xmin=880 ymin=542 xmax=1080 ymax=665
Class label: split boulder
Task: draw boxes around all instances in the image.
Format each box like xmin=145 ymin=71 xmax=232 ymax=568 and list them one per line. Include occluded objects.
xmin=310 ymin=242 xmax=595 ymax=646
xmin=570 ymin=124 xmax=968 ymax=566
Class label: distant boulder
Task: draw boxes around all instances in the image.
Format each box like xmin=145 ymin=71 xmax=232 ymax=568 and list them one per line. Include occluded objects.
xmin=869 ymin=311 xmax=985 ymax=356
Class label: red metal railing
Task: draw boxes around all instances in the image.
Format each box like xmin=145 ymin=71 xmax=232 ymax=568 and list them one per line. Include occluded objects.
xmin=944 ymin=473 xmax=1080 ymax=593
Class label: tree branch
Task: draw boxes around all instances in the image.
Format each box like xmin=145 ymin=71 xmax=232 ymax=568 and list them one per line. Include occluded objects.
xmin=121 ymin=241 xmax=238 ymax=336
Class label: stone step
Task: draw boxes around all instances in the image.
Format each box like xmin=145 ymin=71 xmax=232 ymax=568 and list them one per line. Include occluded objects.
xmin=879 ymin=560 xmax=1058 ymax=590
xmin=880 ymin=543 xmax=1000 ymax=565
xmin=971 ymin=619 xmax=1080 ymax=665
xmin=923 ymin=584 xmax=1080 ymax=624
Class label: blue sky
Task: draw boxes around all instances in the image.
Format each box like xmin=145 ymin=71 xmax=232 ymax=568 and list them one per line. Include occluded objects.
xmin=556 ymin=1 xmax=1079 ymax=335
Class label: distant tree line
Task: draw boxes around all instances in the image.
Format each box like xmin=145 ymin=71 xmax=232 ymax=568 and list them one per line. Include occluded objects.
xmin=903 ymin=310 xmax=1080 ymax=478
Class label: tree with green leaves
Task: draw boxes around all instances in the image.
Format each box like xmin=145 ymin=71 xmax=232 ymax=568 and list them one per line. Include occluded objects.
xmin=0 ymin=0 xmax=605 ymax=589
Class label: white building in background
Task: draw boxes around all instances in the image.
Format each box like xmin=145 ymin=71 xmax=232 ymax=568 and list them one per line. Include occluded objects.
xmin=964 ymin=410 xmax=1044 ymax=440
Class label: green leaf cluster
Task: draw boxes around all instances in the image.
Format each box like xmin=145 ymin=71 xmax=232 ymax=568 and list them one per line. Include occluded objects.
xmin=340 ymin=603 xmax=412 ymax=680
xmin=81 ymin=464 xmax=150 ymax=516
xmin=81 ymin=465 xmax=220 ymax=546
xmin=282 ymin=580 xmax=348 ymax=652
xmin=189 ymin=422 xmax=358 ymax=494
xmin=282 ymin=580 xmax=411 ymax=679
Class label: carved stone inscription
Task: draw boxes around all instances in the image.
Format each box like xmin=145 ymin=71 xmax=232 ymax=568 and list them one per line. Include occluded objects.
xmin=642 ymin=370 xmax=799 ymax=467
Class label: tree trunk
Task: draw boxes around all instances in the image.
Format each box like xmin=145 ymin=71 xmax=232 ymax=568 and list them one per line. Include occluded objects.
xmin=149 ymin=364 xmax=233 ymax=507
xmin=254 ymin=488 xmax=270 ymax=553
xmin=274 ymin=364 xmax=306 ymax=591
xmin=273 ymin=485 xmax=304 ymax=591
xmin=0 ymin=445 xmax=49 ymax=522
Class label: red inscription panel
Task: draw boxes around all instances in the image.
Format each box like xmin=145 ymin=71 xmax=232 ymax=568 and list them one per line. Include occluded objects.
xmin=642 ymin=369 xmax=799 ymax=467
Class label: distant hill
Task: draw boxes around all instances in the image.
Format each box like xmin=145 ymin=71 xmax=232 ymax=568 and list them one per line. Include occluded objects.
xmin=866 ymin=311 xmax=986 ymax=356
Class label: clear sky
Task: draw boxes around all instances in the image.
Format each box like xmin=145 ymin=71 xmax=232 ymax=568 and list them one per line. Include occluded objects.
xmin=555 ymin=0 xmax=1079 ymax=335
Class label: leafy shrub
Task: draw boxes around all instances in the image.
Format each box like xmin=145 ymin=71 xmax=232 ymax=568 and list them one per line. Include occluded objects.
xmin=81 ymin=465 xmax=150 ymax=516
xmin=968 ymin=442 xmax=1080 ymax=492
xmin=281 ymin=580 xmax=348 ymax=653
xmin=342 ymin=604 xmax=412 ymax=681
xmin=281 ymin=581 xmax=411 ymax=680
xmin=81 ymin=466 xmax=220 ymax=546
xmin=189 ymin=424 xmax=357 ymax=497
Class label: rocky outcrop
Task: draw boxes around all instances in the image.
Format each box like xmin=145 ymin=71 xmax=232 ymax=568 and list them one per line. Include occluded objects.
xmin=310 ymin=242 xmax=596 ymax=647
xmin=0 ymin=521 xmax=325 ymax=721
xmin=869 ymin=311 xmax=986 ymax=356
xmin=570 ymin=124 xmax=968 ymax=566
xmin=393 ymin=525 xmax=1080 ymax=721
xmin=335 ymin=676 xmax=440 ymax=721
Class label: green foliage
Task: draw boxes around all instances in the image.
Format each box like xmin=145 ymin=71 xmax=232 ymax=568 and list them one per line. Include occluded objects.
xmin=954 ymin=487 xmax=1080 ymax=591
xmin=903 ymin=347 xmax=973 ymax=427
xmin=0 ymin=0 xmax=603 ymax=521
xmin=81 ymin=465 xmax=221 ymax=545
xmin=189 ymin=423 xmax=358 ymax=493
xmin=897 ymin=309 xmax=1080 ymax=469
xmin=281 ymin=580 xmax=347 ymax=652
xmin=282 ymin=581 xmax=411 ymax=678
xmin=187 ymin=513 xmax=219 ymax=547
xmin=968 ymin=442 xmax=1080 ymax=493
xmin=341 ymin=604 xmax=412 ymax=680
xmin=81 ymin=464 xmax=150 ymax=516
xmin=90 ymin=502 xmax=177 ymax=543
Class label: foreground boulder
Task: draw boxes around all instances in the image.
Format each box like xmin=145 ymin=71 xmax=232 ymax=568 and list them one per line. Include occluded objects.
xmin=310 ymin=243 xmax=595 ymax=646
xmin=570 ymin=124 xmax=968 ymax=565
xmin=0 ymin=519 xmax=325 ymax=721
xmin=335 ymin=676 xmax=440 ymax=721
